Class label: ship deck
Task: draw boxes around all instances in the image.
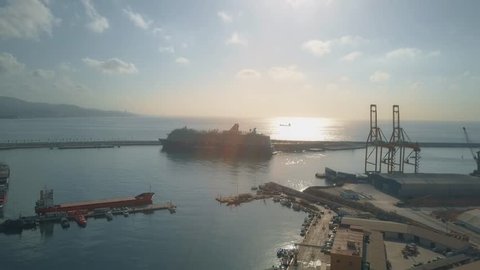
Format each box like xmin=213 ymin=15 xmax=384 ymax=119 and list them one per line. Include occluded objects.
xmin=59 ymin=196 xmax=137 ymax=208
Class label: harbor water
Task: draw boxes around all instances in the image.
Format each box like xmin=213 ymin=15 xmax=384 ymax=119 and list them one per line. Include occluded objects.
xmin=0 ymin=116 xmax=479 ymax=270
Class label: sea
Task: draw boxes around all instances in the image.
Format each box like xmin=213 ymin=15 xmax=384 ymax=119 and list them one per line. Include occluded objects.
xmin=0 ymin=116 xmax=479 ymax=270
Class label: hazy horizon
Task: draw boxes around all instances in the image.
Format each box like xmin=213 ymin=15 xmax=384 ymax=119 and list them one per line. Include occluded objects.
xmin=1 ymin=0 xmax=479 ymax=121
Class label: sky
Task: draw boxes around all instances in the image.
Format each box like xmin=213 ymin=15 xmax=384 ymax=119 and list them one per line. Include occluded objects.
xmin=0 ymin=0 xmax=479 ymax=121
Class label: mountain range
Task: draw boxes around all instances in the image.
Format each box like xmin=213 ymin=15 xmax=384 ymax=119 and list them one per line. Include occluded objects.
xmin=0 ymin=96 xmax=134 ymax=118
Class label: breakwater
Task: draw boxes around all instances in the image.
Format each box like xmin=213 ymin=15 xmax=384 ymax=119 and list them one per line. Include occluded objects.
xmin=0 ymin=139 xmax=479 ymax=151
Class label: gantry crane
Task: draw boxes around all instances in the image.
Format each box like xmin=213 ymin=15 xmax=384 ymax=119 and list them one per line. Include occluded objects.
xmin=462 ymin=127 xmax=480 ymax=177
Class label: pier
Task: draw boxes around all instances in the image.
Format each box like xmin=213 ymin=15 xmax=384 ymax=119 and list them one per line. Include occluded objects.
xmin=0 ymin=202 xmax=176 ymax=233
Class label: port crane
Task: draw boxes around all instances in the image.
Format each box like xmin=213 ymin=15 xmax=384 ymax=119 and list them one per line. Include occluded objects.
xmin=462 ymin=127 xmax=480 ymax=176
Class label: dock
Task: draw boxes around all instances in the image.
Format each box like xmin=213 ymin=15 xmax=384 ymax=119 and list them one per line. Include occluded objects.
xmin=0 ymin=202 xmax=176 ymax=233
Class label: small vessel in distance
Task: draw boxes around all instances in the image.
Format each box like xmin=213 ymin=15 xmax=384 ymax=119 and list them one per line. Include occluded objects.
xmin=160 ymin=123 xmax=273 ymax=158
xmin=35 ymin=189 xmax=154 ymax=215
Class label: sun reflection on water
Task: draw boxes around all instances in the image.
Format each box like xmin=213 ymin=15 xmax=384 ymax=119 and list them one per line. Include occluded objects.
xmin=266 ymin=117 xmax=344 ymax=141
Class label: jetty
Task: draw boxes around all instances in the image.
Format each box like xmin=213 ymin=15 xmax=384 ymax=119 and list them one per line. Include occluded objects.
xmin=0 ymin=202 xmax=176 ymax=234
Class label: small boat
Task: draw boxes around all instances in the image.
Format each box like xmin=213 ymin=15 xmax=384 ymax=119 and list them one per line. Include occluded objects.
xmin=292 ymin=203 xmax=301 ymax=211
xmin=251 ymin=186 xmax=258 ymax=191
xmin=280 ymin=123 xmax=291 ymax=127
xmin=60 ymin=217 xmax=70 ymax=228
xmin=122 ymin=209 xmax=129 ymax=217
xmin=73 ymin=214 xmax=87 ymax=227
xmin=105 ymin=211 xmax=113 ymax=221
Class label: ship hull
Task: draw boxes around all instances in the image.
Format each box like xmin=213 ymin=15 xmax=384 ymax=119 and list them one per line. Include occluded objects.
xmin=161 ymin=141 xmax=273 ymax=158
xmin=35 ymin=192 xmax=154 ymax=215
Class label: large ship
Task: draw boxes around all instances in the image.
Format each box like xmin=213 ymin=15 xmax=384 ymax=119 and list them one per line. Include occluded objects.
xmin=0 ymin=163 xmax=10 ymax=210
xmin=160 ymin=123 xmax=274 ymax=158
xmin=35 ymin=189 xmax=154 ymax=215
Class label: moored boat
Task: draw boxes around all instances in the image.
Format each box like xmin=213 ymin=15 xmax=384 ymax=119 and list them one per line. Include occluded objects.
xmin=35 ymin=189 xmax=154 ymax=215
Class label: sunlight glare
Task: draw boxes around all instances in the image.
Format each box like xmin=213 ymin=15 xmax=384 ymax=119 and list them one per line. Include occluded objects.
xmin=267 ymin=117 xmax=343 ymax=141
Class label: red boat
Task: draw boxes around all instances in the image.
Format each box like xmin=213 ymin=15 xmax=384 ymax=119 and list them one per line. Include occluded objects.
xmin=35 ymin=189 xmax=154 ymax=215
xmin=73 ymin=214 xmax=87 ymax=227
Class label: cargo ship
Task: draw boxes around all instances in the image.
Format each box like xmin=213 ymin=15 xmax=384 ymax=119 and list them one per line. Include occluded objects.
xmin=0 ymin=163 xmax=10 ymax=210
xmin=35 ymin=189 xmax=154 ymax=215
xmin=160 ymin=123 xmax=274 ymax=158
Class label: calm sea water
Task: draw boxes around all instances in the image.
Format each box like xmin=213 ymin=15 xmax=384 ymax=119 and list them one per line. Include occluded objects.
xmin=0 ymin=116 xmax=479 ymax=270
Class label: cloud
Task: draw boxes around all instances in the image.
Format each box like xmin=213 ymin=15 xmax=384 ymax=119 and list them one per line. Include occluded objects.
xmin=175 ymin=57 xmax=190 ymax=65
xmin=218 ymin=11 xmax=233 ymax=23
xmin=152 ymin=27 xmax=162 ymax=36
xmin=268 ymin=66 xmax=305 ymax=82
xmin=302 ymin=40 xmax=331 ymax=57
xmin=427 ymin=50 xmax=441 ymax=57
xmin=236 ymin=69 xmax=261 ymax=79
xmin=302 ymin=35 xmax=367 ymax=57
xmin=159 ymin=46 xmax=175 ymax=54
xmin=32 ymin=69 xmax=55 ymax=79
xmin=123 ymin=8 xmax=153 ymax=30
xmin=82 ymin=0 xmax=109 ymax=33
xmin=0 ymin=53 xmax=25 ymax=74
xmin=370 ymin=71 xmax=390 ymax=83
xmin=386 ymin=48 xmax=421 ymax=60
xmin=337 ymin=35 xmax=367 ymax=46
xmin=0 ymin=0 xmax=57 ymax=40
xmin=226 ymin=32 xmax=248 ymax=46
xmin=341 ymin=51 xmax=362 ymax=62
xmin=82 ymin=57 xmax=138 ymax=74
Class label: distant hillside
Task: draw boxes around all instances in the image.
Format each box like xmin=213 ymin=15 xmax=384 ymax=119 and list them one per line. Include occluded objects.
xmin=0 ymin=96 xmax=134 ymax=118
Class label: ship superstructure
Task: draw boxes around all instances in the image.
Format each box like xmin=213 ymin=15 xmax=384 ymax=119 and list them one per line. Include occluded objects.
xmin=161 ymin=123 xmax=273 ymax=158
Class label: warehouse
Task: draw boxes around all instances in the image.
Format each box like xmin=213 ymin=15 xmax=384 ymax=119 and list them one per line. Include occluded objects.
xmin=370 ymin=173 xmax=480 ymax=198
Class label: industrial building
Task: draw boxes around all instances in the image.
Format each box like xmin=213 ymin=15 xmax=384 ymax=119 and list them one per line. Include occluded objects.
xmin=456 ymin=209 xmax=480 ymax=234
xmin=370 ymin=173 xmax=480 ymax=198
xmin=330 ymin=227 xmax=364 ymax=270
xmin=342 ymin=217 xmax=470 ymax=251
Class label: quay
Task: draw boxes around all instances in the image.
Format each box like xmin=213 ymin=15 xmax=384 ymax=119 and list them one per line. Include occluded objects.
xmin=1 ymin=139 xmax=479 ymax=151
xmin=0 ymin=140 xmax=162 ymax=150
xmin=0 ymin=202 xmax=176 ymax=233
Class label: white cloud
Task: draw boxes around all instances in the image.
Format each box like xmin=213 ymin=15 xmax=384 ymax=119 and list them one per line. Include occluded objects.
xmin=32 ymin=69 xmax=55 ymax=79
xmin=236 ymin=69 xmax=261 ymax=79
xmin=58 ymin=62 xmax=76 ymax=72
xmin=337 ymin=35 xmax=367 ymax=46
xmin=326 ymin=83 xmax=339 ymax=92
xmin=386 ymin=48 xmax=421 ymax=60
xmin=427 ymin=50 xmax=441 ymax=57
xmin=218 ymin=11 xmax=233 ymax=23
xmin=285 ymin=0 xmax=322 ymax=8
xmin=370 ymin=71 xmax=390 ymax=83
xmin=341 ymin=51 xmax=362 ymax=62
xmin=302 ymin=40 xmax=331 ymax=57
xmin=226 ymin=32 xmax=248 ymax=46
xmin=268 ymin=66 xmax=305 ymax=82
xmin=0 ymin=52 xmax=25 ymax=74
xmin=0 ymin=0 xmax=57 ymax=40
xmin=123 ymin=8 xmax=153 ymax=30
xmin=82 ymin=57 xmax=138 ymax=74
xmin=152 ymin=27 xmax=162 ymax=35
xmin=339 ymin=76 xmax=350 ymax=83
xmin=159 ymin=46 xmax=175 ymax=54
xmin=175 ymin=57 xmax=190 ymax=65
xmin=82 ymin=0 xmax=109 ymax=33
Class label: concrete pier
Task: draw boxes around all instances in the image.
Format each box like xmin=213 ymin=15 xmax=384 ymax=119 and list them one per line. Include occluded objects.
xmin=1 ymin=139 xmax=478 ymax=151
